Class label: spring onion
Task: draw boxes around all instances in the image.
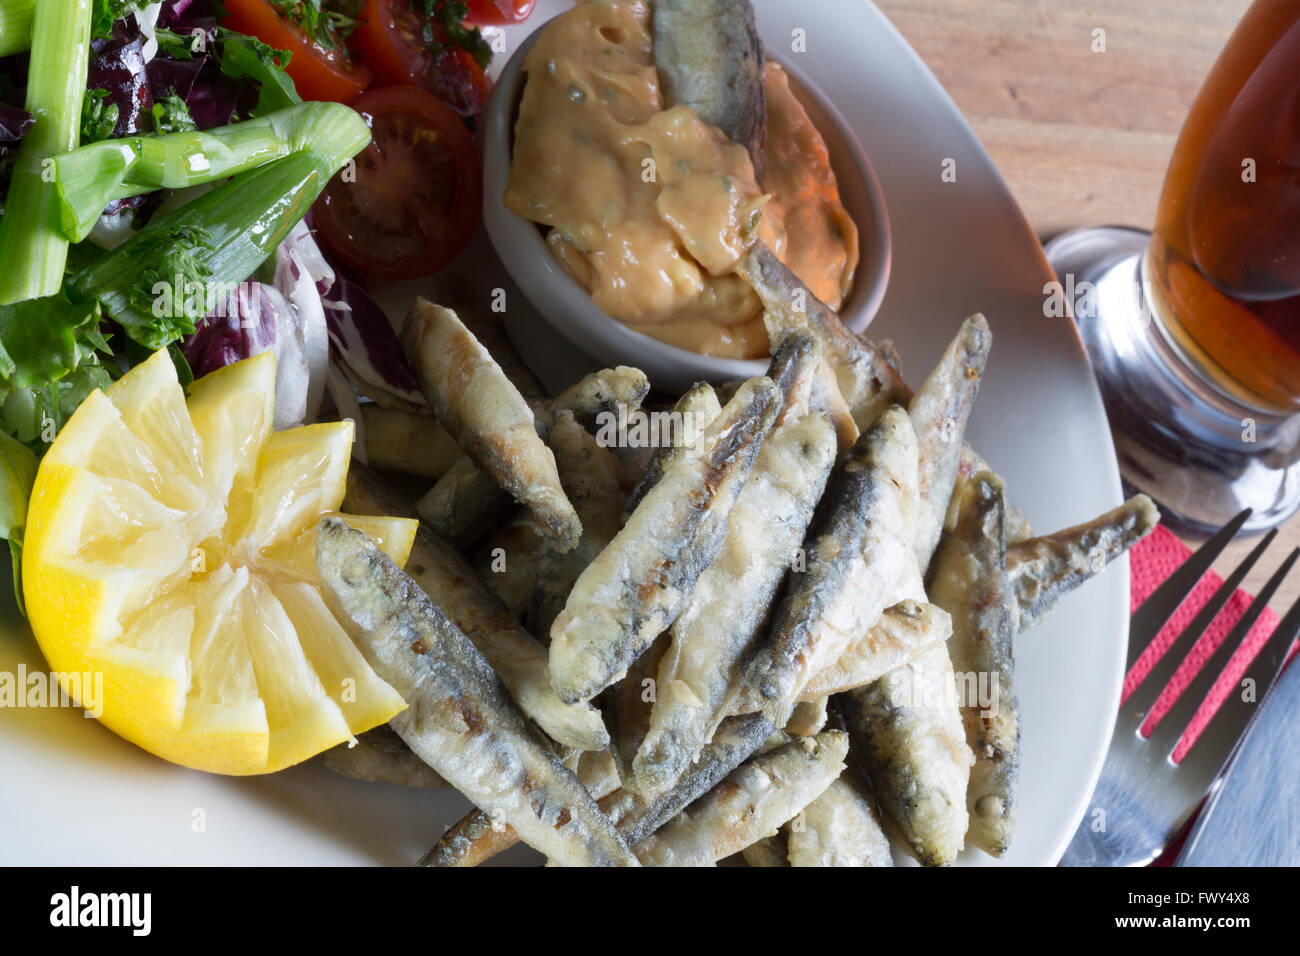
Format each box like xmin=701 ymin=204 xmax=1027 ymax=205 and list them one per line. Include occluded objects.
xmin=68 ymin=148 xmax=364 ymax=349
xmin=0 ymin=0 xmax=33 ymax=58
xmin=0 ymin=0 xmax=93 ymax=304
xmin=54 ymin=101 xmax=368 ymax=241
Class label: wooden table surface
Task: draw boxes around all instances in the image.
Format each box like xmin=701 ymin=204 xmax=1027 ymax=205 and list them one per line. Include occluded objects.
xmin=876 ymin=0 xmax=1299 ymax=615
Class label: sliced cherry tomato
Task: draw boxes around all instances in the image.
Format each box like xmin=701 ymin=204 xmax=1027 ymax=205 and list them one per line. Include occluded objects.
xmin=220 ymin=0 xmax=373 ymax=103
xmin=465 ymin=0 xmax=536 ymax=26
xmin=353 ymin=0 xmax=492 ymax=118
xmin=312 ymin=86 xmax=481 ymax=279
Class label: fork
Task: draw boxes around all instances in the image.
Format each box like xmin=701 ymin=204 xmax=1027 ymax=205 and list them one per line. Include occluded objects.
xmin=1060 ymin=508 xmax=1300 ymax=866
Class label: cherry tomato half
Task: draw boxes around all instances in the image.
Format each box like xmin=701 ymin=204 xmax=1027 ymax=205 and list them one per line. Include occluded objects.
xmin=312 ymin=86 xmax=482 ymax=279
xmin=465 ymin=0 xmax=536 ymax=26
xmin=352 ymin=0 xmax=492 ymax=118
xmin=221 ymin=0 xmax=373 ymax=102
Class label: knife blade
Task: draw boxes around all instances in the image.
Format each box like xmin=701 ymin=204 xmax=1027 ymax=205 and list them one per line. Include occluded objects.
xmin=1174 ymin=655 xmax=1300 ymax=867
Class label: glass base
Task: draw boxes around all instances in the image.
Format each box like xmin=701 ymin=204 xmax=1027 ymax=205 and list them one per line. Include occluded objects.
xmin=1044 ymin=226 xmax=1300 ymax=537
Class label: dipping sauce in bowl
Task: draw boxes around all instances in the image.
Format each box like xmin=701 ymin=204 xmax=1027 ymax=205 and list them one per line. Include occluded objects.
xmin=503 ymin=0 xmax=859 ymax=360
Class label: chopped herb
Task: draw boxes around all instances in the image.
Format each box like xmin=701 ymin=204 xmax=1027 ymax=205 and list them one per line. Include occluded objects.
xmin=154 ymin=26 xmax=197 ymax=60
xmin=80 ymin=88 xmax=120 ymax=144
xmin=126 ymin=224 xmax=216 ymax=328
xmin=151 ymin=93 xmax=197 ymax=135
xmin=269 ymin=0 xmax=357 ymax=52
xmin=215 ymin=29 xmax=301 ymax=117
xmin=410 ymin=0 xmax=492 ymax=70
xmin=90 ymin=0 xmax=138 ymax=41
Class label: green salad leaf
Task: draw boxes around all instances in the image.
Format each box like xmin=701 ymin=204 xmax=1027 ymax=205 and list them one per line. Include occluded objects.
xmin=0 ymin=429 xmax=36 ymax=617
xmin=0 ymin=293 xmax=104 ymax=393
xmin=216 ymin=29 xmax=301 ymax=117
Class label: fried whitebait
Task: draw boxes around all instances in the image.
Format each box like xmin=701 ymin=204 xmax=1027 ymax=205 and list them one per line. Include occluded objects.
xmin=315 ymin=518 xmax=635 ymax=866
xmin=633 ymin=411 xmax=836 ymax=793
xmin=633 ymin=730 xmax=848 ymax=866
xmin=401 ymin=299 xmax=581 ymax=550
xmin=1007 ymin=494 xmax=1159 ymax=632
xmin=549 ymin=377 xmax=780 ymax=703
xmin=929 ymin=472 xmax=1019 ymax=857
xmin=734 ymin=405 xmax=918 ymax=727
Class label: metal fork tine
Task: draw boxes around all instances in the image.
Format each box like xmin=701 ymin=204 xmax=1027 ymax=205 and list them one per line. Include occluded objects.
xmin=1127 ymin=508 xmax=1252 ymax=669
xmin=1126 ymin=528 xmax=1276 ymax=717
xmin=1175 ymin=584 xmax=1300 ymax=790
xmin=1146 ymin=547 xmax=1299 ymax=756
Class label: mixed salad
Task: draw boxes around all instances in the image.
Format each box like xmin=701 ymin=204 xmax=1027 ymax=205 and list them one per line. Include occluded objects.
xmin=0 ymin=0 xmax=533 ymax=609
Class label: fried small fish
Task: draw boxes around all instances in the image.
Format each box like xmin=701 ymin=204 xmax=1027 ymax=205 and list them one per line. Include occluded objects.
xmin=315 ymin=518 xmax=636 ymax=866
xmin=734 ymin=405 xmax=918 ymax=727
xmin=946 ymin=445 xmax=1034 ymax=545
xmin=421 ymin=366 xmax=651 ymax=548
xmin=425 ymin=713 xmax=774 ymax=865
xmin=528 ymin=411 xmax=627 ymax=640
xmin=416 ymin=456 xmax=513 ymax=547
xmin=603 ymin=631 xmax=671 ymax=785
xmin=474 ymin=517 xmax=541 ymax=620
xmin=358 ymin=406 xmax=460 ymax=479
xmin=843 ymin=649 xmax=973 ymax=865
xmin=652 ymin=0 xmax=766 ymax=174
xmin=344 ymin=465 xmax=608 ymax=751
xmin=549 ymin=377 xmax=780 ymax=703
xmin=908 ymin=313 xmax=990 ymax=570
xmin=401 ymin=299 xmax=581 ymax=550
xmin=842 ymin=556 xmax=974 ymax=867
xmin=318 ymin=724 xmax=447 ymax=789
xmin=454 ymin=306 xmax=546 ymax=402
xmin=1007 ymin=494 xmax=1159 ymax=632
xmin=633 ymin=730 xmax=848 ymax=866
xmin=632 ymin=411 xmax=836 ymax=794
xmin=740 ymin=831 xmax=789 ymax=867
xmin=608 ymin=712 xmax=775 ymax=846
xmin=421 ymin=748 xmax=622 ymax=867
xmin=545 ymin=366 xmax=653 ymax=432
xmin=738 ymin=241 xmax=909 ymax=431
xmin=765 ymin=329 xmax=817 ymax=419
xmin=623 ymin=383 xmax=722 ymax=519
xmin=786 ymin=774 xmax=894 ymax=867
xmin=930 ymin=471 xmax=1019 ymax=857
xmin=784 ymin=697 xmax=829 ymax=736
xmin=797 ymin=599 xmax=950 ymax=700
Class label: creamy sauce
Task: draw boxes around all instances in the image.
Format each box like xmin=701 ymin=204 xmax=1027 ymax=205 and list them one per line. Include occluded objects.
xmin=505 ymin=0 xmax=859 ymax=359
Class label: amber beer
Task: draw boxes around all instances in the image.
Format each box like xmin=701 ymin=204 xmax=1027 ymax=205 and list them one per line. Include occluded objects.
xmin=1145 ymin=0 xmax=1300 ymax=412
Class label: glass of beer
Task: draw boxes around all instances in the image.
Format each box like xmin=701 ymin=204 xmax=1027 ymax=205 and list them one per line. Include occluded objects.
xmin=1046 ymin=0 xmax=1300 ymax=534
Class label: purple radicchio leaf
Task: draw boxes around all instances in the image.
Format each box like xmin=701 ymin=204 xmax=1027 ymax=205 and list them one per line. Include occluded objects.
xmin=0 ymin=103 xmax=34 ymax=142
xmin=321 ymin=277 xmax=428 ymax=411
xmin=159 ymin=0 xmax=217 ymax=34
xmin=183 ymin=66 xmax=242 ymax=130
xmin=147 ymin=54 xmax=205 ymax=104
xmin=181 ymin=282 xmax=280 ymax=378
xmin=273 ymin=220 xmax=334 ymax=425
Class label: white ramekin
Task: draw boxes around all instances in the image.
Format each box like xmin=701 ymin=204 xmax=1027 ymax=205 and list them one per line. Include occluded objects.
xmin=482 ymin=19 xmax=891 ymax=392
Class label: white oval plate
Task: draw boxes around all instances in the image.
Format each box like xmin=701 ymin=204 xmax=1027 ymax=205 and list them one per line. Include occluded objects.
xmin=0 ymin=0 xmax=1126 ymax=866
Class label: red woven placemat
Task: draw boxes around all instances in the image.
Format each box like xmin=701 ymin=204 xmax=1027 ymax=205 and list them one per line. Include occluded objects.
xmin=1124 ymin=524 xmax=1289 ymax=762
xmin=1123 ymin=523 xmax=1297 ymax=865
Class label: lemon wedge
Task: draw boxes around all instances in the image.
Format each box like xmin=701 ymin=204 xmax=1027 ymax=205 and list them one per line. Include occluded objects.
xmin=23 ymin=350 xmax=414 ymax=774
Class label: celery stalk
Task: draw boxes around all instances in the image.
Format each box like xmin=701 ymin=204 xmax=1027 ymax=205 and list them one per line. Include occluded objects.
xmin=68 ymin=150 xmax=359 ymax=349
xmin=54 ymin=101 xmax=371 ymax=241
xmin=0 ymin=0 xmax=34 ymax=58
xmin=0 ymin=0 xmax=92 ymax=304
